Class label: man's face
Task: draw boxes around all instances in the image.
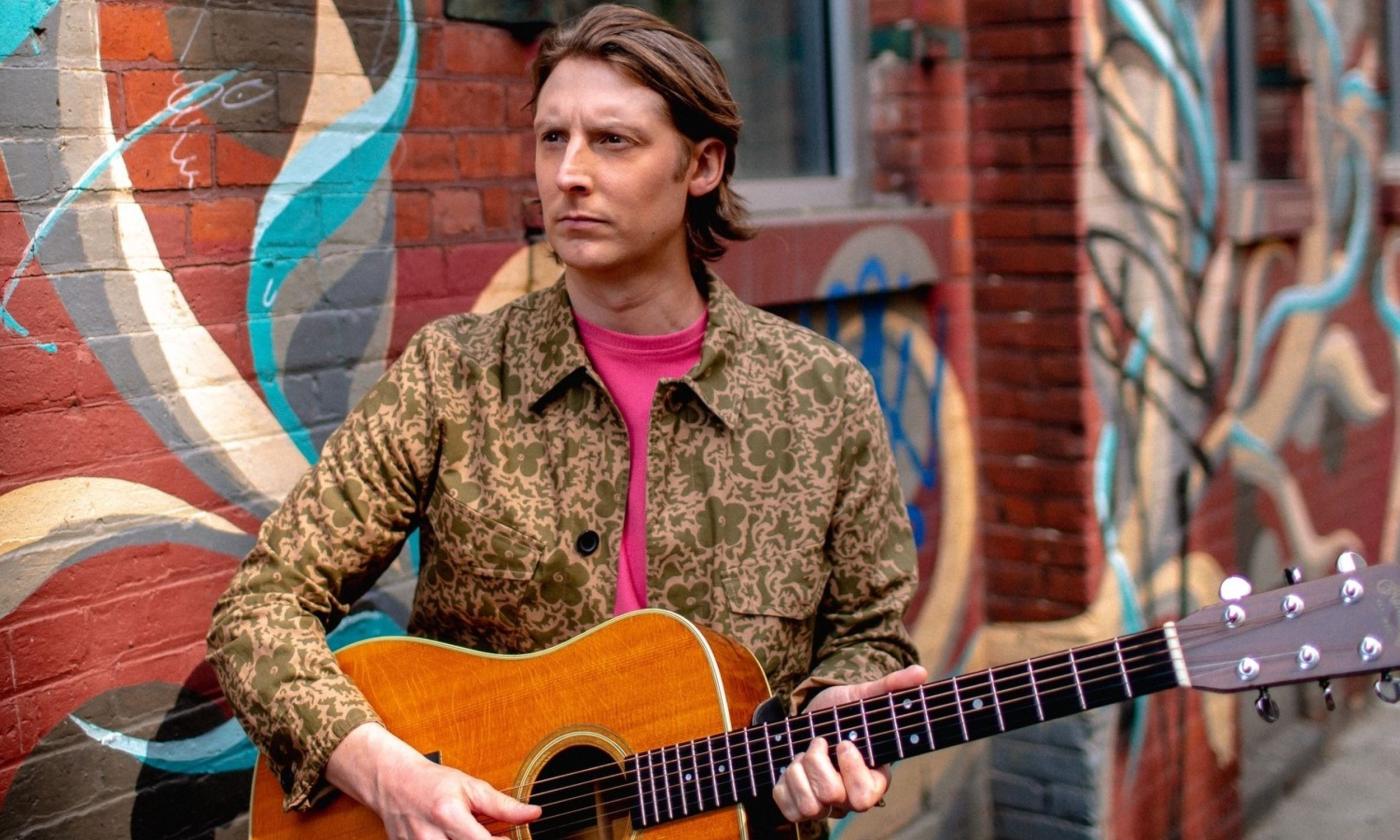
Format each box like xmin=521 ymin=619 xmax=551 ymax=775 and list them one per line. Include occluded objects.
xmin=533 ymin=57 xmax=705 ymax=282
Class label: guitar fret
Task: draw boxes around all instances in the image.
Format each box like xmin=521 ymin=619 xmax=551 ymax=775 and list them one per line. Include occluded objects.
xmin=1028 ymin=659 xmax=1044 ymax=721
xmin=916 ymin=683 xmax=935 ymax=749
xmin=747 ymin=726 xmax=760 ymax=795
xmin=666 ymin=744 xmax=678 ymax=819
xmin=723 ymin=730 xmax=738 ymax=804
xmin=784 ymin=717 xmax=797 ymax=771
xmin=887 ymin=692 xmax=905 ymax=759
xmin=1067 ymin=649 xmax=1088 ymax=709
xmin=707 ymin=735 xmax=721 ymax=811
xmin=951 ymin=677 xmax=969 ymax=742
xmin=988 ymin=667 xmax=1006 ymax=731
xmin=858 ymin=701 xmax=875 ymax=764
xmin=1113 ymin=638 xmax=1133 ymax=698
xmin=761 ymin=722 xmax=776 ymax=785
xmin=832 ymin=705 xmax=843 ymax=744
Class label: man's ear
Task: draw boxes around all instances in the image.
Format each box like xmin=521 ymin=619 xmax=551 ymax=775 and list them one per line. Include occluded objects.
xmin=687 ymin=138 xmax=726 ymax=197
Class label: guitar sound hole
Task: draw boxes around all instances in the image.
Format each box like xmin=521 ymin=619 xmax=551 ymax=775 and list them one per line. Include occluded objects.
xmin=526 ymin=744 xmax=632 ymax=840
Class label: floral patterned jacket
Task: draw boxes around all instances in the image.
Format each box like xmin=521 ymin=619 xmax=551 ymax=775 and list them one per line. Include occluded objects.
xmin=206 ymin=277 xmax=919 ymax=812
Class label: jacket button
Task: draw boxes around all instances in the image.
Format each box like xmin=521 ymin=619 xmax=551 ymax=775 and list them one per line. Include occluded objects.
xmin=575 ymin=530 xmax=600 ymax=556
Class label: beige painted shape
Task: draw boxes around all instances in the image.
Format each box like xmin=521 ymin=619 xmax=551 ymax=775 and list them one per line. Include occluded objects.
xmin=285 ymin=0 xmax=374 ymax=160
xmin=474 ymin=241 xmax=564 ymax=314
xmin=0 ymin=477 xmax=246 ymax=618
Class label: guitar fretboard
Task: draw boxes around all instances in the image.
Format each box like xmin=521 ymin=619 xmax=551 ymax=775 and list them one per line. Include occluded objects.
xmin=624 ymin=627 xmax=1179 ymax=828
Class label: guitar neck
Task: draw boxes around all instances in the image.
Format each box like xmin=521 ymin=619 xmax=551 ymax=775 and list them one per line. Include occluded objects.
xmin=627 ymin=627 xmax=1181 ymax=828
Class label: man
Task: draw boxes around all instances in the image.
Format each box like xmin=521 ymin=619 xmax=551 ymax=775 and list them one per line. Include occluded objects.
xmin=207 ymin=5 xmax=924 ymax=838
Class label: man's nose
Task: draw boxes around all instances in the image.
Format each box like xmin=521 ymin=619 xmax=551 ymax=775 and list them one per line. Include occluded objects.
xmin=555 ymin=138 xmax=592 ymax=193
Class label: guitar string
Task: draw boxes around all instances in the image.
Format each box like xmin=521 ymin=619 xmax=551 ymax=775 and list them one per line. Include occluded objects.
xmin=480 ymin=591 xmax=1368 ymax=828
xmin=478 ymin=610 xmax=1313 ymax=826
xmin=476 ymin=629 xmax=1198 ymax=827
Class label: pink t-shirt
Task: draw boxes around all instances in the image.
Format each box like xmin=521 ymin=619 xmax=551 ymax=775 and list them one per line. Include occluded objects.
xmin=575 ymin=309 xmax=707 ymax=614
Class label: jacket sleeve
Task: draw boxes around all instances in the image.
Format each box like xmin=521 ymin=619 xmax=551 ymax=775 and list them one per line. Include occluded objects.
xmin=206 ymin=325 xmax=445 ymax=810
xmin=791 ymin=363 xmax=919 ymax=712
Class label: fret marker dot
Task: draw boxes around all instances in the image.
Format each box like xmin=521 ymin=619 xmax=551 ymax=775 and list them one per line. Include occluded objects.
xmin=685 ymin=773 xmax=692 ymax=782
xmin=773 ymin=734 xmax=783 ymax=742
xmin=971 ymin=698 xmax=984 ymax=710
xmin=910 ymin=734 xmax=920 ymax=744
xmin=903 ymin=699 xmax=913 ymax=710
xmin=719 ymin=764 xmax=726 ymax=772
xmin=847 ymin=732 xmax=857 ymax=741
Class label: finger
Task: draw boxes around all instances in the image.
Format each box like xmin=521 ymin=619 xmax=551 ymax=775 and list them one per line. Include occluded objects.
xmin=771 ymin=760 xmax=804 ymax=822
xmin=786 ymin=750 xmax=827 ymax=820
xmin=466 ymin=779 xmax=541 ymax=826
xmin=801 ymin=738 xmax=846 ymax=811
xmin=424 ymin=797 xmax=489 ymax=840
xmin=861 ymin=664 xmax=928 ymax=699
xmin=836 ymin=741 xmax=890 ymax=811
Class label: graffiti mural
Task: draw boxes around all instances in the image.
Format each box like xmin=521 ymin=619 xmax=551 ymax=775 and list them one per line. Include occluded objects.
xmin=1081 ymin=0 xmax=1393 ymax=837
xmin=0 ymin=2 xmax=970 ymax=836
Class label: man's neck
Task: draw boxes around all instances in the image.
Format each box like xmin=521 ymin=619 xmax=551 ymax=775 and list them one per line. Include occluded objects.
xmin=564 ymin=265 xmax=706 ymax=335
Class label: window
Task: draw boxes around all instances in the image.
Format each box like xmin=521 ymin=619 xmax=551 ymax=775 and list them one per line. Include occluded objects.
xmin=669 ymin=0 xmax=864 ymax=210
xmin=1226 ymin=0 xmax=1305 ymax=180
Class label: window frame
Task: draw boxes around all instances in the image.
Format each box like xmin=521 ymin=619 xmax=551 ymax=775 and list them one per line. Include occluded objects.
xmin=734 ymin=0 xmax=870 ymax=215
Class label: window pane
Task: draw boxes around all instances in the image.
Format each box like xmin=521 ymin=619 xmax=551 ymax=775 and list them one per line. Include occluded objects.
xmin=659 ymin=0 xmax=835 ymax=179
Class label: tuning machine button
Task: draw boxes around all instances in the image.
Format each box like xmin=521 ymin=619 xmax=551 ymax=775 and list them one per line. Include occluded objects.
xmin=1297 ymin=645 xmax=1320 ymax=670
xmin=1341 ymin=577 xmax=1365 ymax=604
xmin=1360 ymin=636 xmax=1383 ymax=662
xmin=1336 ymin=551 xmax=1368 ymax=574
xmin=1237 ymin=657 xmax=1261 ymax=681
xmin=1283 ymin=566 xmax=1303 ymax=585
xmin=1255 ymin=688 xmax=1280 ymax=722
xmin=1219 ymin=575 xmax=1253 ymax=601
xmin=1319 ymin=679 xmax=1336 ymax=712
xmin=1375 ymin=671 xmax=1400 ymax=704
xmin=1281 ymin=594 xmax=1305 ymax=618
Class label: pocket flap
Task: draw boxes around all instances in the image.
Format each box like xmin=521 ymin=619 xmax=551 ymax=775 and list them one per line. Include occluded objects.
xmin=721 ymin=552 xmax=827 ymax=619
xmin=430 ymin=491 xmax=542 ymax=581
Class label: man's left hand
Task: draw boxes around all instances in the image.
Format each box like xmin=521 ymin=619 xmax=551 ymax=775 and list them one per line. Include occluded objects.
xmin=770 ymin=664 xmax=929 ymax=823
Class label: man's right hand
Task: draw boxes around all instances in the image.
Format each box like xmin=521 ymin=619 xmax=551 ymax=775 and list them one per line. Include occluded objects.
xmin=326 ymin=722 xmax=540 ymax=840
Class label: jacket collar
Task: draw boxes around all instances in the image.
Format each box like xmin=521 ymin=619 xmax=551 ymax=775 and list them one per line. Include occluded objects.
xmin=520 ymin=274 xmax=751 ymax=430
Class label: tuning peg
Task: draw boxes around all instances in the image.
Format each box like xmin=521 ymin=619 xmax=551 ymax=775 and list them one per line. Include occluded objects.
xmin=1319 ymin=679 xmax=1335 ymax=712
xmin=1219 ymin=575 xmax=1253 ymax=602
xmin=1255 ymin=688 xmax=1280 ymax=723
xmin=1375 ymin=671 xmax=1400 ymax=705
xmin=1283 ymin=566 xmax=1303 ymax=585
xmin=1336 ymin=551 xmax=1368 ymax=574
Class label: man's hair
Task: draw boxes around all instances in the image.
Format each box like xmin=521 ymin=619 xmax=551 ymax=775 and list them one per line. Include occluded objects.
xmin=529 ymin=3 xmax=756 ymax=267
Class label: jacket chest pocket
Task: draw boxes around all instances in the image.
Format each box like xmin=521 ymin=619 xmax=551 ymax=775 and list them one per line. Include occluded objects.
xmin=714 ymin=548 xmax=828 ymax=696
xmin=427 ymin=490 xmax=543 ymax=581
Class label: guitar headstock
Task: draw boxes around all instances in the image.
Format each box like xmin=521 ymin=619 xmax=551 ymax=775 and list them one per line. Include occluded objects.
xmin=1175 ymin=555 xmax=1400 ymax=695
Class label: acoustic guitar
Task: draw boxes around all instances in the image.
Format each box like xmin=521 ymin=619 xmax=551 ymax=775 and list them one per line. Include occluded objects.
xmin=248 ymin=556 xmax=1400 ymax=839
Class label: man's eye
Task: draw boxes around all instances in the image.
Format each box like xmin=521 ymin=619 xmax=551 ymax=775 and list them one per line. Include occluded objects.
xmin=540 ymin=131 xmax=564 ymax=143
xmin=601 ymin=135 xmax=628 ymax=146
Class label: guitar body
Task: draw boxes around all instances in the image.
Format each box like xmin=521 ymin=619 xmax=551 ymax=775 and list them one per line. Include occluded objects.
xmin=248 ymin=610 xmax=773 ymax=839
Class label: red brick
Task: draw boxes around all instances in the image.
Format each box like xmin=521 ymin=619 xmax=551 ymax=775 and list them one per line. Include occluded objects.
xmin=918 ymin=131 xmax=968 ymax=168
xmin=481 ymin=186 xmax=517 ymax=230
xmin=395 ymin=246 xmax=447 ymax=301
xmin=1044 ymin=565 xmax=1090 ymax=602
xmin=416 ymin=22 xmax=443 ymax=73
xmin=971 ymin=95 xmax=1078 ymax=132
xmin=122 ymin=131 xmax=212 ymax=190
xmin=1031 ymin=132 xmax=1078 ymax=164
xmin=917 ymin=169 xmax=971 ymax=204
xmin=978 ymin=314 xmax=1083 ymax=350
xmin=980 ymin=242 xmax=1084 ymax=274
xmin=395 ymin=190 xmax=433 ymax=242
xmin=870 ymin=0 xmax=914 ymax=26
xmin=456 ymin=132 xmax=532 ymax=179
xmin=215 ymin=134 xmax=282 ymax=187
xmin=122 ymin=69 xmax=186 ymax=127
xmin=391 ymin=133 xmax=458 ymax=182
xmin=966 ymin=0 xmax=1076 ymax=26
xmin=986 ymin=557 xmax=1043 ymax=592
xmin=142 ymin=202 xmax=187 ymax=259
xmin=432 ymin=188 xmax=483 ymax=238
xmin=99 ymin=3 xmax=175 ymax=62
xmin=1041 ymin=498 xmax=1091 ymax=531
xmin=8 ymin=609 xmax=90 ymax=694
xmin=988 ymin=594 xmax=1078 ymax=622
xmin=968 ymin=22 xmax=1076 ymax=59
xmin=973 ymin=170 xmax=1078 ymax=204
xmin=973 ymin=60 xmax=1078 ymax=95
xmin=504 ymin=82 xmax=536 ymax=128
xmin=190 ymin=196 xmax=256 ymax=256
xmin=409 ymin=80 xmax=505 ymax=129
xmin=969 ymin=134 xmax=1032 ymax=167
xmin=443 ymin=24 xmax=532 ymax=76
